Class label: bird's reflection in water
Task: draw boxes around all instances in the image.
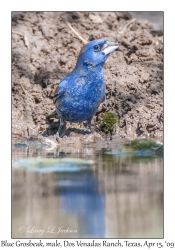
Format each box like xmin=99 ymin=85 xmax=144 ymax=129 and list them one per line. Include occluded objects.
xmin=12 ymin=146 xmax=163 ymax=238
xmin=54 ymin=170 xmax=105 ymax=238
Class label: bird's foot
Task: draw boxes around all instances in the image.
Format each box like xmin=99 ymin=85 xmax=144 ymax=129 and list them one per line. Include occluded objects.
xmin=54 ymin=129 xmax=66 ymax=140
xmin=87 ymin=118 xmax=93 ymax=133
xmin=88 ymin=126 xmax=93 ymax=133
xmin=55 ymin=118 xmax=67 ymax=138
xmin=54 ymin=132 xmax=60 ymax=141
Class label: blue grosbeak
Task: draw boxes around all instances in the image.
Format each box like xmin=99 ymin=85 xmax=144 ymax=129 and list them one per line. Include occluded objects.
xmin=53 ymin=39 xmax=119 ymax=137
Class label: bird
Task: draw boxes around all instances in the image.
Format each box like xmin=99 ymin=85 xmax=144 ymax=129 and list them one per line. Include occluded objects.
xmin=53 ymin=39 xmax=119 ymax=137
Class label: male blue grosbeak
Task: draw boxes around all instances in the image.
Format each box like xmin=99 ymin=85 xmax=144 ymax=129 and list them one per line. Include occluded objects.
xmin=53 ymin=39 xmax=119 ymax=137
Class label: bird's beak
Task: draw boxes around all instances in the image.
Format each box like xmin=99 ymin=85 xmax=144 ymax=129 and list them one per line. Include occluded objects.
xmin=102 ymin=41 xmax=119 ymax=55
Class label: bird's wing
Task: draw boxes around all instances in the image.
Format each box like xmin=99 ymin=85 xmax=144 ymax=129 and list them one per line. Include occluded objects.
xmin=53 ymin=79 xmax=67 ymax=104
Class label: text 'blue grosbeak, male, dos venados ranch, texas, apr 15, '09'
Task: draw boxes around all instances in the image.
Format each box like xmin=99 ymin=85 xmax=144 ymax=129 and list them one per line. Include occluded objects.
xmin=53 ymin=39 xmax=119 ymax=137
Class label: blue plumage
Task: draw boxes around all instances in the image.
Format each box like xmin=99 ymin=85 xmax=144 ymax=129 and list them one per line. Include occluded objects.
xmin=53 ymin=39 xmax=119 ymax=136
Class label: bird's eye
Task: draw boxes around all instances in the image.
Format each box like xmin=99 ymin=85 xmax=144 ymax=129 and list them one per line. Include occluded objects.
xmin=93 ymin=45 xmax=100 ymax=51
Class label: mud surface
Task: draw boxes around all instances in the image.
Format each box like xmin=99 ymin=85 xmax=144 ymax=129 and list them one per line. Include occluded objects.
xmin=12 ymin=12 xmax=163 ymax=140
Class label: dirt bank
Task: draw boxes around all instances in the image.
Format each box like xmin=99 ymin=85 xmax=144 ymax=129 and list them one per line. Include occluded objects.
xmin=12 ymin=12 xmax=163 ymax=140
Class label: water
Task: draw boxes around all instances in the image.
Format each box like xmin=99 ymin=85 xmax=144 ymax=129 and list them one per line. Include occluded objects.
xmin=12 ymin=141 xmax=163 ymax=238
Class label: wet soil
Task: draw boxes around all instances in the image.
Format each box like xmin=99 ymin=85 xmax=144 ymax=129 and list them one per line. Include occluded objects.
xmin=12 ymin=12 xmax=163 ymax=141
